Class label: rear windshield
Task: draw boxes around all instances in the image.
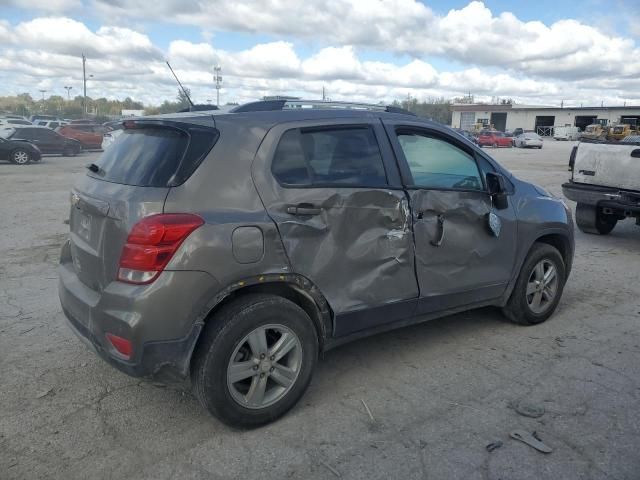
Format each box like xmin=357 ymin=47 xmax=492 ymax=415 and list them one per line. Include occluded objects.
xmin=88 ymin=125 xmax=218 ymax=187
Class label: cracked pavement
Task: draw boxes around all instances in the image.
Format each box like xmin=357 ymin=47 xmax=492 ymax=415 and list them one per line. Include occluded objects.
xmin=1 ymin=142 xmax=639 ymax=479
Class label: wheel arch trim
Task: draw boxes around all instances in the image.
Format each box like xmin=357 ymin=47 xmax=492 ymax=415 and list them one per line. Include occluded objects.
xmin=186 ymin=273 xmax=333 ymax=370
xmin=501 ymin=228 xmax=574 ymax=306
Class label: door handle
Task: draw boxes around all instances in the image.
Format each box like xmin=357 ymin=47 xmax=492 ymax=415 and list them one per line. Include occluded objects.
xmin=286 ymin=204 xmax=322 ymax=216
xmin=430 ymin=214 xmax=446 ymax=247
xmin=631 ymin=149 xmax=640 ymax=158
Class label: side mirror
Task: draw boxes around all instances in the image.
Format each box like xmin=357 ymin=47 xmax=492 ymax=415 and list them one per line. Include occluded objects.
xmin=486 ymin=172 xmax=506 ymax=195
xmin=486 ymin=172 xmax=509 ymax=210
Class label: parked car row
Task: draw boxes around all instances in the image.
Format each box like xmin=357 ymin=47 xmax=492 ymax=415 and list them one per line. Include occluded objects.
xmin=453 ymin=128 xmax=545 ymax=150
xmin=0 ymin=116 xmax=122 ymax=163
xmin=2 ymin=126 xmax=81 ymax=160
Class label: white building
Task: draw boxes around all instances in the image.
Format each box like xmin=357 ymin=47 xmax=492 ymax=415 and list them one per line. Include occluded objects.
xmin=451 ymin=104 xmax=640 ymax=135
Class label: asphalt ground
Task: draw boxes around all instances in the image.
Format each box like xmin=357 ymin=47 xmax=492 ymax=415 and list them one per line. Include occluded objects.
xmin=1 ymin=139 xmax=639 ymax=479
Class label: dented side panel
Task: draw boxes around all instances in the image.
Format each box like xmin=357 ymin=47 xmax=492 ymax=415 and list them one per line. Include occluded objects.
xmin=408 ymin=189 xmax=517 ymax=312
xmin=251 ymin=118 xmax=419 ymax=324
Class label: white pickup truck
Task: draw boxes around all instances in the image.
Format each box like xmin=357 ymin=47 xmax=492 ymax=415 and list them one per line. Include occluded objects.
xmin=563 ymin=139 xmax=640 ymax=234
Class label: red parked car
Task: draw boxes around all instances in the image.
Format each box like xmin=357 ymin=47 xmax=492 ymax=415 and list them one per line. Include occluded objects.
xmin=57 ymin=124 xmax=106 ymax=150
xmin=477 ymin=130 xmax=513 ymax=148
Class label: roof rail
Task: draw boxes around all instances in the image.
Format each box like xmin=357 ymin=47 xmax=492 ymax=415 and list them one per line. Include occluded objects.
xmin=229 ymin=99 xmax=416 ymax=116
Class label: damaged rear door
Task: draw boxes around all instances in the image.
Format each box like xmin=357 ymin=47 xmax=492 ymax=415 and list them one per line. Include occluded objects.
xmin=384 ymin=121 xmax=517 ymax=314
xmin=252 ymin=118 xmax=418 ymax=336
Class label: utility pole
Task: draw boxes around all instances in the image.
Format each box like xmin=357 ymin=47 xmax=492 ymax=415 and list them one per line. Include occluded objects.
xmin=322 ymin=85 xmax=326 ymax=101
xmin=213 ymin=65 xmax=222 ymax=107
xmin=39 ymin=89 xmax=47 ymax=112
xmin=82 ymin=54 xmax=87 ymax=114
xmin=560 ymin=100 xmax=564 ymax=109
xmin=64 ymin=86 xmax=73 ymax=100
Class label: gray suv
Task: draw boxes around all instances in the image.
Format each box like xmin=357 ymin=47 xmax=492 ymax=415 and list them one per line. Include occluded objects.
xmin=58 ymin=100 xmax=574 ymax=427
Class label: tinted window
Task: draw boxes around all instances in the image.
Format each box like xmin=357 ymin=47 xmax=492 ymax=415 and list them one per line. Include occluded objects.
xmin=272 ymin=126 xmax=387 ymax=186
xmin=88 ymin=126 xmax=218 ymax=187
xmin=397 ymin=133 xmax=483 ymax=191
xmin=15 ymin=128 xmax=40 ymax=140
xmin=39 ymin=129 xmax=57 ymax=139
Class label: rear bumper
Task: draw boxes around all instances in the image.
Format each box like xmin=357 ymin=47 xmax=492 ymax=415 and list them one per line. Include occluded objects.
xmin=58 ymin=240 xmax=220 ymax=381
xmin=562 ymin=182 xmax=640 ymax=214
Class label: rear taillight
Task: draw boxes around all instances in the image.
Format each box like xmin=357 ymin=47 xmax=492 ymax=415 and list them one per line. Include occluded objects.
xmin=117 ymin=213 xmax=204 ymax=285
xmin=106 ymin=333 xmax=132 ymax=359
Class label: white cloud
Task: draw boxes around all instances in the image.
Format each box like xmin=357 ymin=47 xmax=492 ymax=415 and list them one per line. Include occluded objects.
xmin=0 ymin=5 xmax=639 ymax=108
xmin=90 ymin=0 xmax=640 ymax=81
xmin=2 ymin=0 xmax=81 ymax=12
xmin=11 ymin=17 xmax=161 ymax=60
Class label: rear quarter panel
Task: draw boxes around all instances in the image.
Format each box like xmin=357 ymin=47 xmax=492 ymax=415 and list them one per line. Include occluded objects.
xmin=162 ymin=115 xmax=292 ymax=289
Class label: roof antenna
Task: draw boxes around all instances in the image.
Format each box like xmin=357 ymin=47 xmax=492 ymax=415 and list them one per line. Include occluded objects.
xmin=165 ymin=61 xmax=195 ymax=109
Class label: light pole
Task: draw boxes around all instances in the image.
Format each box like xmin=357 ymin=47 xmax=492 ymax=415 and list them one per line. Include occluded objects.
xmin=64 ymin=86 xmax=73 ymax=100
xmin=213 ymin=65 xmax=222 ymax=107
xmin=82 ymin=53 xmax=87 ymax=114
xmin=39 ymin=89 xmax=47 ymax=112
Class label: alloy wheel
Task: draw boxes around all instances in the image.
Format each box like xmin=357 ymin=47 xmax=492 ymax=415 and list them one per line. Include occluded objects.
xmin=13 ymin=150 xmax=29 ymax=164
xmin=227 ymin=324 xmax=303 ymax=409
xmin=526 ymin=259 xmax=559 ymax=314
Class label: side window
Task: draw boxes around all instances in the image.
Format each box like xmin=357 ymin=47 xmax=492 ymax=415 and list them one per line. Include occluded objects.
xmin=40 ymin=129 xmax=57 ymax=139
xmin=272 ymin=126 xmax=387 ymax=187
xmin=397 ymin=132 xmax=483 ymax=191
xmin=24 ymin=129 xmax=42 ymax=140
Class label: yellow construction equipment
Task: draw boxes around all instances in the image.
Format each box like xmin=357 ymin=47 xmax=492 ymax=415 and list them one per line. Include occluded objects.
xmin=606 ymin=124 xmax=638 ymax=141
xmin=581 ymin=124 xmax=608 ymax=140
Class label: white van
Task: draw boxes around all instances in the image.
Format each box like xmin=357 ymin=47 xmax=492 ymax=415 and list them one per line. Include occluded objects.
xmin=554 ymin=126 xmax=580 ymax=141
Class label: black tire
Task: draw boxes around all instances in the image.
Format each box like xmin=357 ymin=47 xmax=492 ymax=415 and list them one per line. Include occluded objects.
xmin=63 ymin=144 xmax=81 ymax=157
xmin=191 ymin=294 xmax=318 ymax=428
xmin=9 ymin=149 xmax=31 ymax=165
xmin=503 ymin=243 xmax=566 ymax=325
xmin=575 ymin=203 xmax=617 ymax=235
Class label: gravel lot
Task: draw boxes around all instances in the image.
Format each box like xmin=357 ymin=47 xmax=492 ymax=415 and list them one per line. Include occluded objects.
xmin=1 ymin=140 xmax=639 ymax=480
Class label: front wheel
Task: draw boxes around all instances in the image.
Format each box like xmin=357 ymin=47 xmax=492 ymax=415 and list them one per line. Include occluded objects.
xmin=575 ymin=203 xmax=617 ymax=235
xmin=503 ymin=243 xmax=566 ymax=325
xmin=10 ymin=149 xmax=31 ymax=164
xmin=191 ymin=294 xmax=318 ymax=428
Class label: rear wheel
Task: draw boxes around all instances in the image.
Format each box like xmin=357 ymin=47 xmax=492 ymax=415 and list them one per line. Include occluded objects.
xmin=191 ymin=294 xmax=318 ymax=428
xmin=575 ymin=203 xmax=617 ymax=235
xmin=10 ymin=149 xmax=31 ymax=165
xmin=503 ymin=243 xmax=566 ymax=325
xmin=63 ymin=144 xmax=81 ymax=157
